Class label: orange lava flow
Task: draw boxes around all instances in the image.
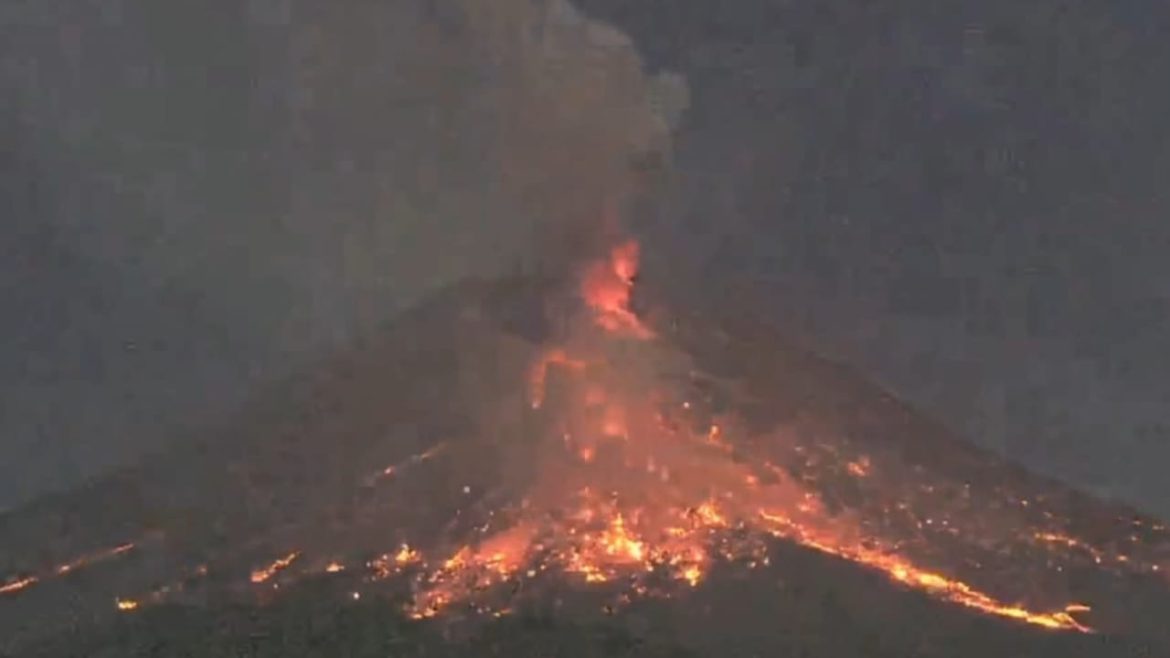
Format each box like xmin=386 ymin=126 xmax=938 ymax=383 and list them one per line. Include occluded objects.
xmin=0 ymin=575 xmax=38 ymax=595
xmin=250 ymin=552 xmax=300 ymax=584
xmin=757 ymin=512 xmax=1091 ymax=631
xmin=1 ymin=540 xmax=137 ymax=597
xmin=529 ymin=349 xmax=588 ymax=409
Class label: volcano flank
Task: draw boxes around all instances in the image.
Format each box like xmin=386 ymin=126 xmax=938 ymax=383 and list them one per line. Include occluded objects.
xmin=2 ymin=241 xmax=1169 ymax=657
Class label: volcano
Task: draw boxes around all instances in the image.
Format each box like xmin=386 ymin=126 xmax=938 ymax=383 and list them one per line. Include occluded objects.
xmin=2 ymin=240 xmax=1169 ymax=657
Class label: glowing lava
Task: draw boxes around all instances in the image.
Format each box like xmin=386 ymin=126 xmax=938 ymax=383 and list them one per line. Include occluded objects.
xmin=0 ymin=576 xmax=38 ymax=595
xmin=251 ymin=552 xmax=300 ymax=584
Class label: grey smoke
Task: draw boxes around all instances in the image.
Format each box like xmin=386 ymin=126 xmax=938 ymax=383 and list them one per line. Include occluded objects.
xmin=0 ymin=0 xmax=687 ymax=509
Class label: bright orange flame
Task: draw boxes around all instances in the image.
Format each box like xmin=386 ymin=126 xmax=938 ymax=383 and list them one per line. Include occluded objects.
xmin=580 ymin=239 xmax=653 ymax=339
xmin=369 ymin=545 xmax=421 ymax=580
xmin=250 ymin=552 xmax=299 ymax=584
xmin=0 ymin=576 xmax=38 ymax=595
xmin=115 ymin=597 xmax=139 ymax=611
xmin=396 ymin=544 xmax=422 ymax=565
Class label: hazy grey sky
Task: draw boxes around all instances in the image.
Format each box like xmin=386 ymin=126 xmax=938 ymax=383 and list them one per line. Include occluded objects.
xmin=4 ymin=0 xmax=1170 ymax=518
xmin=583 ymin=0 xmax=1170 ymax=513
xmin=0 ymin=0 xmax=675 ymax=509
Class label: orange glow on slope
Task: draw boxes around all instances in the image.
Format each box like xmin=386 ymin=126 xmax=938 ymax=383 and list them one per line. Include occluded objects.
xmin=1 ymin=540 xmax=137 ymax=597
xmin=529 ymin=348 xmax=588 ymax=409
xmin=55 ymin=542 xmax=136 ymax=575
xmin=756 ymin=512 xmax=1091 ymax=631
xmin=115 ymin=597 xmax=139 ymax=611
xmin=367 ymin=443 xmax=448 ymax=485
xmin=251 ymin=552 xmax=300 ymax=584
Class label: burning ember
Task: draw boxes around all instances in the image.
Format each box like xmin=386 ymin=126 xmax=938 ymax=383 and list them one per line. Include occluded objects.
xmin=251 ymin=552 xmax=300 ymax=584
xmin=1 ymin=541 xmax=138 ymax=597
xmin=0 ymin=575 xmax=38 ymax=595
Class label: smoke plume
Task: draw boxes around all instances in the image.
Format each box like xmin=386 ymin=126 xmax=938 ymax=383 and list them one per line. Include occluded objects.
xmin=0 ymin=0 xmax=688 ymax=506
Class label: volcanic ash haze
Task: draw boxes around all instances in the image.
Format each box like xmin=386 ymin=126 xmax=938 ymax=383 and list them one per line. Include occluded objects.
xmin=4 ymin=237 xmax=1170 ymax=656
xmin=0 ymin=0 xmax=686 ymax=510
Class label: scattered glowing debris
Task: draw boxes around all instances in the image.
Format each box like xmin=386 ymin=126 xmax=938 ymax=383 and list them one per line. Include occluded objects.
xmin=846 ymin=458 xmax=871 ymax=478
xmin=1034 ymin=532 xmax=1108 ymax=562
xmin=369 ymin=545 xmax=421 ymax=580
xmin=1 ymin=540 xmax=138 ymax=598
xmin=396 ymin=544 xmax=421 ymax=565
xmin=368 ymin=443 xmax=448 ymax=484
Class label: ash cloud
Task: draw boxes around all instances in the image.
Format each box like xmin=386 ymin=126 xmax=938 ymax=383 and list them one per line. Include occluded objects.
xmin=0 ymin=0 xmax=687 ymax=508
